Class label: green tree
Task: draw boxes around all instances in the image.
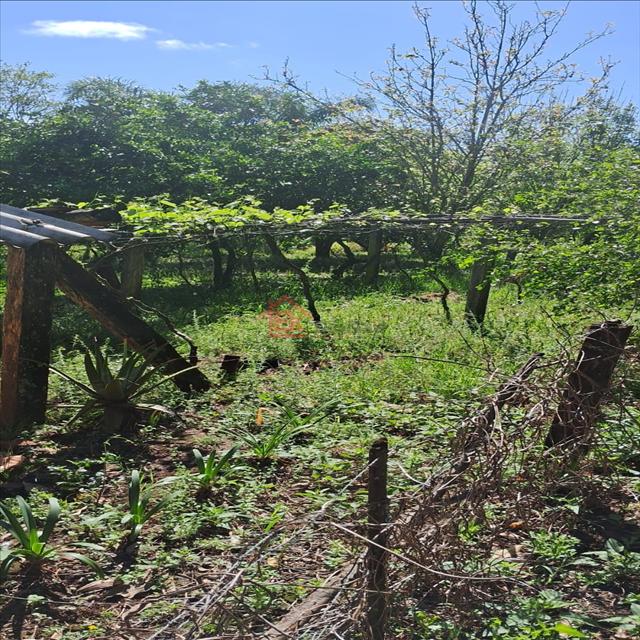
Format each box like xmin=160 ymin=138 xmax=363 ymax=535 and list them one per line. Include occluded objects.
xmin=0 ymin=62 xmax=56 ymax=122
xmin=280 ymin=1 xmax=613 ymax=215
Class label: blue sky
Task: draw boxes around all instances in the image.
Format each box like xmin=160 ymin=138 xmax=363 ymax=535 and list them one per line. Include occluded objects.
xmin=1 ymin=1 xmax=639 ymax=104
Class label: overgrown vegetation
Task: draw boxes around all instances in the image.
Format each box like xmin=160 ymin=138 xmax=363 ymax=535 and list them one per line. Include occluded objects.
xmin=0 ymin=1 xmax=638 ymax=638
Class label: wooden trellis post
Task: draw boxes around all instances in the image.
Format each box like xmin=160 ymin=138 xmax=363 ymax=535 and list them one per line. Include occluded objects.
xmin=545 ymin=320 xmax=632 ymax=450
xmin=364 ymin=228 xmax=383 ymax=285
xmin=121 ymin=240 xmax=145 ymax=299
xmin=465 ymin=259 xmax=493 ymax=329
xmin=0 ymin=243 xmax=57 ymax=438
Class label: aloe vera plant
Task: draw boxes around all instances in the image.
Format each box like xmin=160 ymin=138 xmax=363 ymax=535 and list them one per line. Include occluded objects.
xmin=50 ymin=342 xmax=179 ymax=430
xmin=0 ymin=496 xmax=102 ymax=579
xmin=232 ymin=398 xmax=341 ymax=461
xmin=122 ymin=470 xmax=175 ymax=542
xmin=193 ymin=446 xmax=240 ymax=488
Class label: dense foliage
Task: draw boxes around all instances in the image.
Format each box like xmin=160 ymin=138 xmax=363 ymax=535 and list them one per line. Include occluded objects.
xmin=1 ymin=51 xmax=638 ymax=309
xmin=0 ymin=71 xmax=407 ymax=210
xmin=1 ymin=3 xmax=639 ymax=638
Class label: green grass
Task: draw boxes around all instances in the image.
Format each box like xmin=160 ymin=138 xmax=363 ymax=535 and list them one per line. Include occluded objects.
xmin=1 ymin=254 xmax=639 ymax=638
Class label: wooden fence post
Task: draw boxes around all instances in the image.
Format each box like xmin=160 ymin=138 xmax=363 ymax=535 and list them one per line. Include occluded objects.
xmin=0 ymin=243 xmax=57 ymax=438
xmin=465 ymin=259 xmax=493 ymax=329
xmin=121 ymin=241 xmax=145 ymax=299
xmin=545 ymin=320 xmax=632 ymax=450
xmin=366 ymin=437 xmax=388 ymax=640
xmin=364 ymin=228 xmax=383 ymax=285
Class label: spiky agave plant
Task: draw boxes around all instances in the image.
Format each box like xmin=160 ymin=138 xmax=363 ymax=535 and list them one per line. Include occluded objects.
xmin=50 ymin=342 xmax=178 ymax=431
xmin=0 ymin=496 xmax=103 ymax=580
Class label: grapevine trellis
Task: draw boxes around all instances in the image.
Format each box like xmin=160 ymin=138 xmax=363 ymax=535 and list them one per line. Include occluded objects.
xmin=0 ymin=201 xmax=587 ymax=436
xmin=111 ymin=208 xmax=587 ymax=327
xmin=0 ymin=204 xmax=210 ymax=438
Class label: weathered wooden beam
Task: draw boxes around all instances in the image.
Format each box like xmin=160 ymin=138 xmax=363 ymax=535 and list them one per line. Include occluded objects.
xmin=465 ymin=259 xmax=493 ymax=329
xmin=121 ymin=241 xmax=145 ymax=299
xmin=263 ymin=562 xmax=359 ymax=638
xmin=54 ymin=248 xmax=210 ymax=393
xmin=0 ymin=243 xmax=57 ymax=437
xmin=545 ymin=320 xmax=632 ymax=450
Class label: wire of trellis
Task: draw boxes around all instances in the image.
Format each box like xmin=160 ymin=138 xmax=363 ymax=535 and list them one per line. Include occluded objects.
xmin=104 ymin=213 xmax=590 ymax=248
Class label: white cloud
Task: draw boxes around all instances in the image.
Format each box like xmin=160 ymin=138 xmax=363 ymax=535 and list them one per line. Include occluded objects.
xmin=156 ymin=39 xmax=230 ymax=51
xmin=248 ymin=41 xmax=260 ymax=49
xmin=26 ymin=20 xmax=153 ymax=40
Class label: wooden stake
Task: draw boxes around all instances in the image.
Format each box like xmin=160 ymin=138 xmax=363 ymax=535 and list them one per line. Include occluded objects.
xmin=121 ymin=241 xmax=145 ymax=299
xmin=545 ymin=320 xmax=632 ymax=450
xmin=0 ymin=243 xmax=57 ymax=437
xmin=55 ymin=248 xmax=210 ymax=393
xmin=364 ymin=229 xmax=383 ymax=285
xmin=366 ymin=437 xmax=388 ymax=640
xmin=465 ymin=259 xmax=493 ymax=329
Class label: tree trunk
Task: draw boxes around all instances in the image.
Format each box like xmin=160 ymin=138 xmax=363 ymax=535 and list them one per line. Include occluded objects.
xmin=332 ymin=240 xmax=360 ymax=279
xmin=209 ymin=239 xmax=224 ymax=289
xmin=243 ymin=236 xmax=260 ymax=293
xmin=310 ymin=236 xmax=335 ymax=272
xmin=423 ymin=229 xmax=449 ymax=261
xmin=263 ymin=234 xmax=321 ymax=323
xmin=221 ymin=240 xmax=237 ymax=288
